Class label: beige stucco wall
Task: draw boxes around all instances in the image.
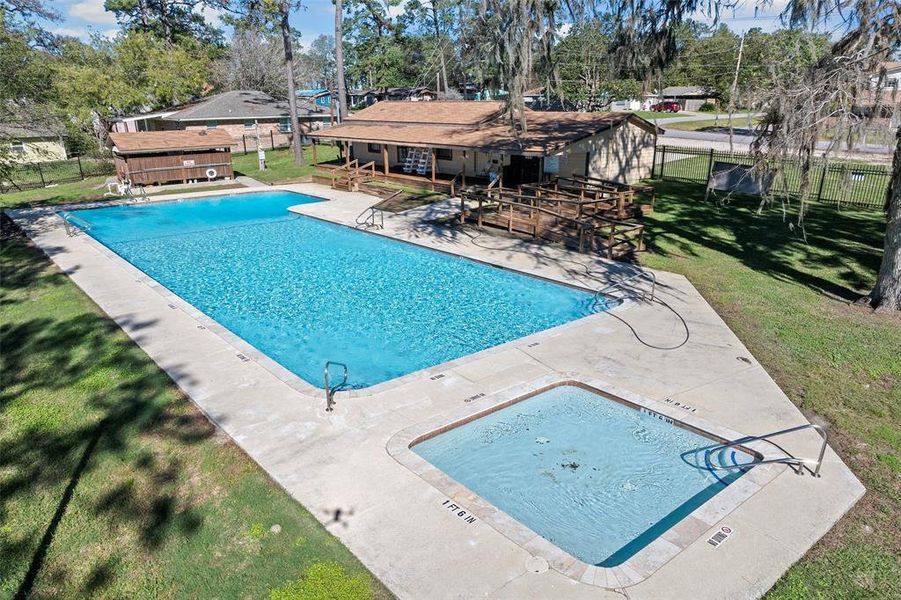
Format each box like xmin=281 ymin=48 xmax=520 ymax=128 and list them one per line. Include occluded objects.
xmin=10 ymin=138 xmax=67 ymax=163
xmin=348 ymin=120 xmax=655 ymax=184
xmin=351 ymin=142 xmax=509 ymax=177
xmin=552 ymin=122 xmax=655 ymax=184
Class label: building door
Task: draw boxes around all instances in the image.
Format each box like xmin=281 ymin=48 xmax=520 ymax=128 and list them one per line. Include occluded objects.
xmin=503 ymin=155 xmax=542 ymax=186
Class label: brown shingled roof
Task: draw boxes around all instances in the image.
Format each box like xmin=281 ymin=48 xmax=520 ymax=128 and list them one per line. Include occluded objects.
xmin=109 ymin=129 xmax=235 ymax=154
xmin=348 ymin=100 xmax=506 ymax=126
xmin=311 ymin=101 xmax=659 ymax=155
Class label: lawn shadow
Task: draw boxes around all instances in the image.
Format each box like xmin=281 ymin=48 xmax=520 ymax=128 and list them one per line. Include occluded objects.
xmin=643 ymin=181 xmax=885 ymax=301
xmin=1 ymin=220 xmax=212 ymax=595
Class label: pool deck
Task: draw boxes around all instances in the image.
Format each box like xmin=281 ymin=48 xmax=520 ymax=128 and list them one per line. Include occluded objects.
xmin=9 ymin=184 xmax=864 ymax=599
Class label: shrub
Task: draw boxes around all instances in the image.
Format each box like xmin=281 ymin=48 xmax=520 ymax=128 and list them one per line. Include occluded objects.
xmin=698 ymin=102 xmax=717 ymax=112
xmin=269 ymin=563 xmax=371 ymax=600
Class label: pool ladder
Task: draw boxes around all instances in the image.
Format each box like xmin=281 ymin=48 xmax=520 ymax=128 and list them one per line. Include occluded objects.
xmin=704 ymin=423 xmax=829 ymax=477
xmin=59 ymin=212 xmax=93 ymax=237
xmin=324 ymin=361 xmax=348 ymax=412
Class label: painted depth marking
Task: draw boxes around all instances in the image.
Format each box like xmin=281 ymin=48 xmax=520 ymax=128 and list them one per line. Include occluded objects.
xmin=707 ymin=526 xmax=734 ymax=547
xmin=663 ymin=397 xmax=698 ymax=413
xmin=464 ymin=392 xmax=485 ymax=403
xmin=640 ymin=407 xmax=674 ymax=425
xmin=441 ymin=500 xmax=477 ymax=524
xmin=430 ymin=373 xmax=446 ymax=381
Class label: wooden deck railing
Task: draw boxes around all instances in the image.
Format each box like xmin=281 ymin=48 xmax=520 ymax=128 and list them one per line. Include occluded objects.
xmin=461 ymin=188 xmax=645 ymax=259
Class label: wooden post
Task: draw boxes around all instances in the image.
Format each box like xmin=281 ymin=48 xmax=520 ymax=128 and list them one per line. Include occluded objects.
xmin=508 ymin=202 xmax=514 ymax=232
xmin=617 ymin=192 xmax=625 ymax=219
xmin=312 ymin=143 xmax=318 ymax=165
xmin=383 ymin=145 xmax=389 ymax=176
xmin=344 ymin=142 xmax=350 ymax=166
xmin=431 ymin=149 xmax=437 ymax=183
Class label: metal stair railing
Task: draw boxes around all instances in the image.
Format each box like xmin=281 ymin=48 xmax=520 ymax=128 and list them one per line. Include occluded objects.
xmin=704 ymin=423 xmax=829 ymax=477
xmin=59 ymin=212 xmax=93 ymax=237
xmin=324 ymin=361 xmax=348 ymax=412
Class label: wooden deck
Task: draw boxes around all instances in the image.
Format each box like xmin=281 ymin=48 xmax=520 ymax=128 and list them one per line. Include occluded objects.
xmin=459 ymin=177 xmax=650 ymax=259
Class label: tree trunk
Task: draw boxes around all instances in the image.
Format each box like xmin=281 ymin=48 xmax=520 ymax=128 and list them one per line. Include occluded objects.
xmin=335 ymin=0 xmax=349 ymax=121
xmin=431 ymin=3 xmax=448 ymax=96
xmin=279 ymin=3 xmax=304 ymax=165
xmin=870 ymin=126 xmax=901 ymax=312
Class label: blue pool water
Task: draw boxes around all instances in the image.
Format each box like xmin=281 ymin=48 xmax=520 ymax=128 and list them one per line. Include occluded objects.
xmin=70 ymin=191 xmax=605 ymax=388
xmin=413 ymin=385 xmax=753 ymax=566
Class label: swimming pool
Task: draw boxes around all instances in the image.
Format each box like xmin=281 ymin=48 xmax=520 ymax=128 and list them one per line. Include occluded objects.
xmin=412 ymin=384 xmax=754 ymax=567
xmin=70 ymin=191 xmax=609 ymax=388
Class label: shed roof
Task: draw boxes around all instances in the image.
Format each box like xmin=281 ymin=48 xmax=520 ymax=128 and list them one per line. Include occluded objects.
xmin=163 ymin=90 xmax=324 ymax=121
xmin=311 ymin=101 xmax=659 ymax=155
xmin=109 ymin=129 xmax=235 ymax=154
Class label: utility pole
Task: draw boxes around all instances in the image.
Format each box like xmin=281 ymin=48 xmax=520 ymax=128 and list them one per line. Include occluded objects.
xmin=727 ymin=32 xmax=745 ymax=154
xmin=335 ymin=0 xmax=348 ymax=122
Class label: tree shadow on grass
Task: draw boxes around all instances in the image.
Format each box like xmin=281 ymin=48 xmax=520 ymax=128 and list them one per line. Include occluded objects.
xmin=643 ymin=181 xmax=885 ymax=301
xmin=1 ymin=219 xmax=211 ymax=596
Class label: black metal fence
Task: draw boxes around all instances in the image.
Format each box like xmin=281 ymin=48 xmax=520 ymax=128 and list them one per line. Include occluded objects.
xmin=651 ymin=145 xmax=891 ymax=209
xmin=3 ymin=156 xmax=116 ymax=192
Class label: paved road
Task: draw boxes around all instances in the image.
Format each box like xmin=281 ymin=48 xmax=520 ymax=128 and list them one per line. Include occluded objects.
xmin=659 ymin=128 xmax=893 ymax=161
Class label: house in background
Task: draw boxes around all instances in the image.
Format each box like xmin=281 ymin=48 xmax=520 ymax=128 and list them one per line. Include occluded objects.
xmin=296 ymin=88 xmax=334 ymax=109
xmin=111 ymin=90 xmax=331 ymax=149
xmin=644 ymin=86 xmax=718 ymax=111
xmin=309 ymin=100 xmax=660 ymax=187
xmin=2 ymin=124 xmax=67 ymax=163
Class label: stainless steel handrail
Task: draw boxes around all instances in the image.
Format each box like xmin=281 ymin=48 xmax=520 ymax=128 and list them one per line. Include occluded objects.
xmin=594 ymin=269 xmax=657 ymax=303
xmin=705 ymin=423 xmax=828 ymax=477
xmin=59 ymin=212 xmax=93 ymax=237
xmin=355 ymin=206 xmax=386 ymax=230
xmin=324 ymin=361 xmax=348 ymax=412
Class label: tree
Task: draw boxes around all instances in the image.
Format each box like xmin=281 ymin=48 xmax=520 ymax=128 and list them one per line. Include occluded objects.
xmin=335 ymin=0 xmax=348 ymax=120
xmin=213 ymin=28 xmax=287 ymax=96
xmin=225 ymin=0 xmax=305 ymax=164
xmin=481 ymin=0 xmax=900 ymax=312
xmin=104 ymin=0 xmax=225 ymax=45
xmin=553 ymin=22 xmax=641 ymax=111
xmin=53 ymin=31 xmax=210 ymax=148
xmin=302 ymin=34 xmax=336 ymax=89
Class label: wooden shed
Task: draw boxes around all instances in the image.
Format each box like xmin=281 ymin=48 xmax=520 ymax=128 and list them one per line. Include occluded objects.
xmin=109 ymin=130 xmax=235 ymax=185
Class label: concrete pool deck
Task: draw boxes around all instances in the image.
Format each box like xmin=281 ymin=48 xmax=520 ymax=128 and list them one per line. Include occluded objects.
xmin=10 ymin=184 xmax=864 ymax=599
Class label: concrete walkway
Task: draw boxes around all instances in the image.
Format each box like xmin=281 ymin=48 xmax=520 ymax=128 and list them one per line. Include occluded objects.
xmin=10 ymin=184 xmax=864 ymax=599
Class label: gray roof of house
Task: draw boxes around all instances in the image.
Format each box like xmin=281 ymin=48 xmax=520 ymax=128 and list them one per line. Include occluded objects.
xmin=163 ymin=90 xmax=325 ymax=121
xmin=661 ymin=86 xmax=717 ymax=97
xmin=0 ymin=122 xmax=58 ymax=139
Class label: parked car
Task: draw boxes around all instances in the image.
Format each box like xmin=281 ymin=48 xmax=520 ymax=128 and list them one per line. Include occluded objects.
xmin=651 ymin=101 xmax=682 ymax=113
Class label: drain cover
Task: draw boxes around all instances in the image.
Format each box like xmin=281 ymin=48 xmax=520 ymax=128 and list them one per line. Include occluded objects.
xmin=525 ymin=556 xmax=549 ymax=574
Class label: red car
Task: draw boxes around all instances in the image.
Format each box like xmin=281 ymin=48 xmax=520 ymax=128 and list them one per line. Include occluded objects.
xmin=651 ymin=101 xmax=682 ymax=112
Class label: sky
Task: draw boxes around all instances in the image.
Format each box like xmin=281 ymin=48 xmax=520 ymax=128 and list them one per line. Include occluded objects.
xmin=49 ymin=0 xmax=809 ymax=48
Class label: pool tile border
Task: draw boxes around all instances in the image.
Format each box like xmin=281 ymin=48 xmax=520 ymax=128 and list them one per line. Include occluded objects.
xmin=386 ymin=373 xmax=783 ymax=588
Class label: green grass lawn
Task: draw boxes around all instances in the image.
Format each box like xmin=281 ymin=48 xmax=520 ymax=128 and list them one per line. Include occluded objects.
xmin=0 ymin=217 xmax=392 ymax=599
xmin=663 ymin=116 xmax=763 ymax=131
xmin=232 ymin=145 xmax=340 ymax=184
xmin=640 ymin=182 xmax=900 ymax=599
